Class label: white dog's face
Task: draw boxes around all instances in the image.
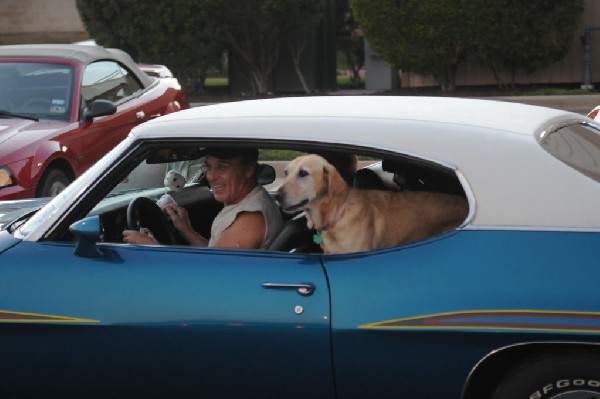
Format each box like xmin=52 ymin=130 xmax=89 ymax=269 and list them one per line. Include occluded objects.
xmin=275 ymin=154 xmax=336 ymax=213
xmin=275 ymin=155 xmax=327 ymax=213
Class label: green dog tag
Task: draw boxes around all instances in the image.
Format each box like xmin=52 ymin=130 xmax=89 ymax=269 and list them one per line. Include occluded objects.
xmin=313 ymin=233 xmax=323 ymax=245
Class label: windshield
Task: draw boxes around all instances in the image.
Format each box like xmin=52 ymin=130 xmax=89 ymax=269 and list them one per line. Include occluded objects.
xmin=0 ymin=62 xmax=74 ymax=122
xmin=15 ymin=138 xmax=203 ymax=239
xmin=15 ymin=138 xmax=135 ymax=239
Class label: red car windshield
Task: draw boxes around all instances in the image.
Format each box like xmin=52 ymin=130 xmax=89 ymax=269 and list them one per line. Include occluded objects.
xmin=0 ymin=62 xmax=74 ymax=122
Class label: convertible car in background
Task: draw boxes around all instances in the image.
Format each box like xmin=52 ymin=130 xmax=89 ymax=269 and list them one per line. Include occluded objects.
xmin=588 ymin=104 xmax=600 ymax=121
xmin=0 ymin=43 xmax=189 ymax=200
xmin=1 ymin=96 xmax=600 ymax=398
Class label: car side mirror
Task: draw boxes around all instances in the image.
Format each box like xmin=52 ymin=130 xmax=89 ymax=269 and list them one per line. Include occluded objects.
xmin=70 ymin=216 xmax=103 ymax=258
xmin=81 ymin=99 xmax=117 ymax=123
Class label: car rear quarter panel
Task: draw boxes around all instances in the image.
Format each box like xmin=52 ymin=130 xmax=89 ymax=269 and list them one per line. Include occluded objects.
xmin=129 ymin=78 xmax=188 ymax=118
xmin=323 ymin=229 xmax=600 ymax=398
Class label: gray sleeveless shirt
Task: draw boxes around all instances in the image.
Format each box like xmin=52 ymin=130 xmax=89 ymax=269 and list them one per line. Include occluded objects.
xmin=208 ymin=186 xmax=283 ymax=249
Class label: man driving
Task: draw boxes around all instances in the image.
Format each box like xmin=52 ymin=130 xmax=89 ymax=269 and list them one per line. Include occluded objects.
xmin=123 ymin=147 xmax=283 ymax=249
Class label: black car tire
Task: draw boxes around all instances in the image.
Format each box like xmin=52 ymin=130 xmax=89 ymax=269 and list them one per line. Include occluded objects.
xmin=491 ymin=351 xmax=600 ymax=399
xmin=37 ymin=168 xmax=71 ymax=197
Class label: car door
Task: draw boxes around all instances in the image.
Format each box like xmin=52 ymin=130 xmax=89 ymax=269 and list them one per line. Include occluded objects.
xmin=74 ymin=61 xmax=147 ymax=173
xmin=0 ymin=241 xmax=334 ymax=398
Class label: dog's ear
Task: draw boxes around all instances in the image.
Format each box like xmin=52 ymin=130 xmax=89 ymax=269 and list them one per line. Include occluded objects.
xmin=325 ymin=162 xmax=347 ymax=199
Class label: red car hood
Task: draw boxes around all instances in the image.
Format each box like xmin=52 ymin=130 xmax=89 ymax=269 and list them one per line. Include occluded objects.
xmin=0 ymin=118 xmax=69 ymax=160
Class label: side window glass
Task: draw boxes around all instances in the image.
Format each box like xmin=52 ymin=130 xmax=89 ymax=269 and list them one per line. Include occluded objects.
xmin=82 ymin=61 xmax=142 ymax=106
xmin=267 ymin=149 xmax=469 ymax=254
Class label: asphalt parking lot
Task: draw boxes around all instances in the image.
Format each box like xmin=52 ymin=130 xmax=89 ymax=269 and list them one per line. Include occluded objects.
xmin=490 ymin=93 xmax=600 ymax=115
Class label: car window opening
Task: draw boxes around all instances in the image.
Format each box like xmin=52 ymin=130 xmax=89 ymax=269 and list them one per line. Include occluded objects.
xmin=33 ymin=142 xmax=468 ymax=255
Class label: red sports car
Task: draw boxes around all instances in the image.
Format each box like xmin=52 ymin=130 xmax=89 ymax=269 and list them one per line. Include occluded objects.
xmin=0 ymin=44 xmax=189 ymax=199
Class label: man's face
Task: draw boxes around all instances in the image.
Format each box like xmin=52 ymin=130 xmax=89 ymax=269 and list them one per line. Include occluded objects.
xmin=204 ymin=155 xmax=254 ymax=205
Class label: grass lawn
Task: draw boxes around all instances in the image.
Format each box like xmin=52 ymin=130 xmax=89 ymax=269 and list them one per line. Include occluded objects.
xmin=259 ymin=150 xmax=304 ymax=161
xmin=205 ymin=77 xmax=228 ymax=87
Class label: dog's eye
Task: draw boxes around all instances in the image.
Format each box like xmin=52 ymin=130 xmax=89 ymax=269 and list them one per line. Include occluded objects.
xmin=284 ymin=169 xmax=288 ymax=177
xmin=298 ymin=169 xmax=309 ymax=178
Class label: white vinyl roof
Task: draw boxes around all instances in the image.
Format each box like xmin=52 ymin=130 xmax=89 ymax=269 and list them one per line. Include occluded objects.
xmin=131 ymin=96 xmax=600 ymax=231
xmin=140 ymin=95 xmax=575 ymax=135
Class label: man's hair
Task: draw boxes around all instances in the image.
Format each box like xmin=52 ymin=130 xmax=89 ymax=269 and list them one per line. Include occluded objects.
xmin=204 ymin=147 xmax=259 ymax=164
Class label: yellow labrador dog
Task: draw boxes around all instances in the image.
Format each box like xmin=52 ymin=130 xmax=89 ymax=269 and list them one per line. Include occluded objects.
xmin=275 ymin=154 xmax=469 ymax=254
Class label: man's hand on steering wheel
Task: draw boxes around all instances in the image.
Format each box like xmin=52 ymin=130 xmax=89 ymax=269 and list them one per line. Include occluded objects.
xmin=125 ymin=197 xmax=176 ymax=245
xmin=122 ymin=229 xmax=159 ymax=245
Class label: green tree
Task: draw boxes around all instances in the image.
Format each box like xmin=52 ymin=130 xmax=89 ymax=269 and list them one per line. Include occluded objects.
xmin=351 ymin=0 xmax=471 ymax=92
xmin=207 ymin=0 xmax=323 ymax=95
xmin=75 ymin=1 xmax=136 ymax=56
xmin=286 ymin=0 xmax=324 ymax=93
xmin=76 ymin=0 xmax=224 ymax=93
xmin=350 ymin=0 xmax=584 ymax=92
xmin=336 ymin=0 xmax=364 ymax=87
xmin=470 ymin=0 xmax=584 ymax=88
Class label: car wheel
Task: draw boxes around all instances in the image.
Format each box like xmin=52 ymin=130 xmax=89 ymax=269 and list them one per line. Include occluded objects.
xmin=37 ymin=168 xmax=71 ymax=197
xmin=491 ymin=352 xmax=600 ymax=399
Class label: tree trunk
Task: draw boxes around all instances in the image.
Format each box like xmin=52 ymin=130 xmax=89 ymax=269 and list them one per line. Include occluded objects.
xmin=439 ymin=65 xmax=457 ymax=93
xmin=289 ymin=39 xmax=311 ymax=93
xmin=490 ymin=63 xmax=507 ymax=89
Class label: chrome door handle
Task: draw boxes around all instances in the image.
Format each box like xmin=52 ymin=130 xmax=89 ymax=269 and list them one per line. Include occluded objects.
xmin=136 ymin=111 xmax=145 ymax=120
xmin=261 ymin=282 xmax=315 ymax=296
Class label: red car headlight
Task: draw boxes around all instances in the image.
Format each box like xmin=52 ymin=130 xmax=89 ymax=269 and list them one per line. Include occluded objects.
xmin=0 ymin=166 xmax=16 ymax=188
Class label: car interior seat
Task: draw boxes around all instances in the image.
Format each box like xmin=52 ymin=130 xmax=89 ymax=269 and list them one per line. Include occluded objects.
xmin=267 ymin=215 xmax=321 ymax=253
xmin=257 ymin=163 xmax=276 ymax=186
xmin=381 ymin=159 xmax=466 ymax=196
xmin=353 ymin=167 xmax=388 ymax=190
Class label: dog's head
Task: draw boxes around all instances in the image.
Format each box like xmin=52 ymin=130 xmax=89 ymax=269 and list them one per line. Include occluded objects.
xmin=275 ymin=154 xmax=348 ymax=213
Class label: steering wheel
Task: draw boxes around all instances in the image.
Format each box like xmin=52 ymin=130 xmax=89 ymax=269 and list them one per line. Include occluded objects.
xmin=127 ymin=197 xmax=176 ymax=245
xmin=19 ymin=98 xmax=51 ymax=109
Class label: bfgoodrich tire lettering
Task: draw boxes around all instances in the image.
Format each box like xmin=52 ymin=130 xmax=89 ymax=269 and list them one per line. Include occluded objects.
xmin=491 ymin=352 xmax=600 ymax=399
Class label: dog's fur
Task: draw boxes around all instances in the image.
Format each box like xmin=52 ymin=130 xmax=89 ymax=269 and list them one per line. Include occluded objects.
xmin=275 ymin=154 xmax=469 ymax=254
